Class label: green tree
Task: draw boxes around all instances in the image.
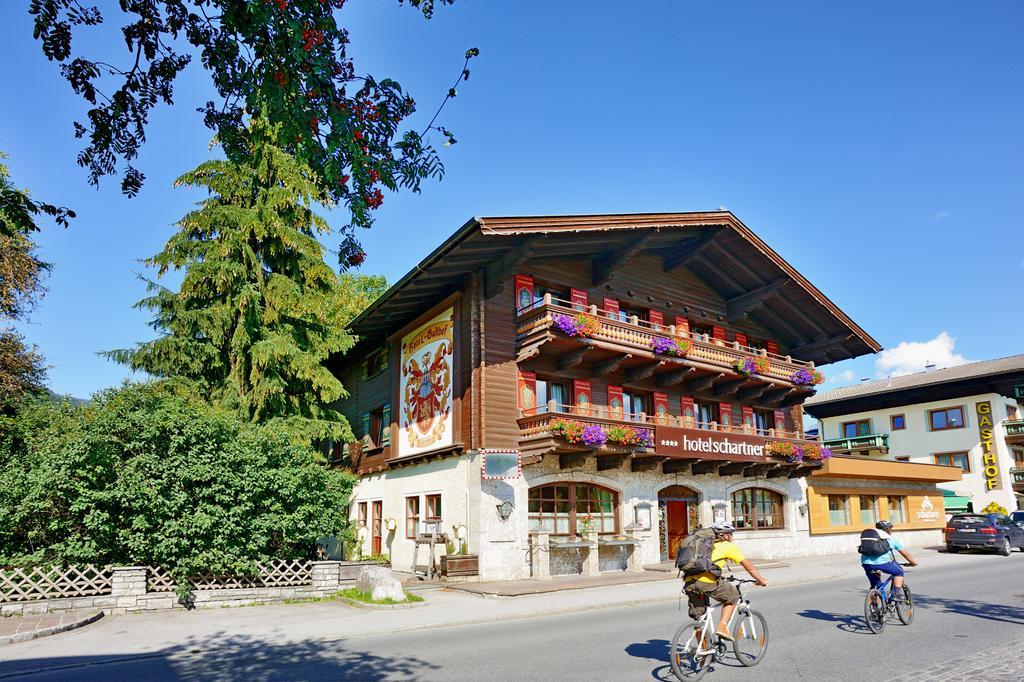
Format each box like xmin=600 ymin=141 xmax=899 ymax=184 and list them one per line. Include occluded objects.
xmin=30 ymin=0 xmax=477 ymax=265
xmin=107 ymin=123 xmax=383 ymax=442
xmin=0 ymin=382 xmax=355 ymax=581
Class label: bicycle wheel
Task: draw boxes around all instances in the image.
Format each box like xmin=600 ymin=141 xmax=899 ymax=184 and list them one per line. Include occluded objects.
xmin=864 ymin=589 xmax=886 ymax=634
xmin=732 ymin=608 xmax=769 ymax=666
xmin=670 ymin=621 xmax=713 ymax=681
xmin=896 ymin=585 xmax=914 ymax=625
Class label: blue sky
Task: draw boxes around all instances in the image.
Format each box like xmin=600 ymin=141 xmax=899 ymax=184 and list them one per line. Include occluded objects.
xmin=2 ymin=1 xmax=1022 ymax=398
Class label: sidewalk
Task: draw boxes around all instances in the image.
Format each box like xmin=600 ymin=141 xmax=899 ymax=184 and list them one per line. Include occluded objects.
xmin=0 ymin=546 xmax=977 ymax=675
xmin=0 ymin=610 xmax=103 ymax=645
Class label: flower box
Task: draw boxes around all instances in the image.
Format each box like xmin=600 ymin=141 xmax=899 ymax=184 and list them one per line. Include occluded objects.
xmin=440 ymin=554 xmax=479 ymax=577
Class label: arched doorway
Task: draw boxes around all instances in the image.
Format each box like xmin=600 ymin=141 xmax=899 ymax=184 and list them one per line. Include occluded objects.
xmin=658 ymin=485 xmax=700 ymax=561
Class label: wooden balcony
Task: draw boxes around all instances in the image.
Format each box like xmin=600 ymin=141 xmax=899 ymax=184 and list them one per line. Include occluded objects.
xmin=516 ymin=297 xmax=816 ymax=402
xmin=1004 ymin=420 xmax=1024 ymax=444
xmin=518 ymin=403 xmax=816 ymax=478
xmin=822 ymin=433 xmax=890 ymax=455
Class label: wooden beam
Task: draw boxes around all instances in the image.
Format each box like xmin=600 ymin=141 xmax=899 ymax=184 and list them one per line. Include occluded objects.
xmin=780 ymin=392 xmax=807 ymax=407
xmin=718 ymin=462 xmax=749 ymax=476
xmin=726 ymin=280 xmax=792 ymax=323
xmin=773 ymin=297 xmax=828 ymax=338
xmin=631 ymin=457 xmax=665 ymax=472
xmin=685 ymin=372 xmax=724 ymax=393
xmin=767 ymin=466 xmax=791 ymax=479
xmin=708 ymin=241 xmax=764 ymax=286
xmin=735 ymin=384 xmax=768 ymax=401
xmin=753 ymin=306 xmax=808 ymax=346
xmin=556 ymin=342 xmax=594 ymax=371
xmin=790 ymin=334 xmax=855 ymax=359
xmin=594 ymin=353 xmax=632 ymax=376
xmin=743 ymin=463 xmax=772 ymax=477
xmin=761 ymin=387 xmax=793 ymax=403
xmin=713 ymin=377 xmax=749 ymax=397
xmin=662 ymin=232 xmax=718 ymax=272
xmin=692 ymin=254 xmax=745 ymax=294
xmin=484 ymin=238 xmax=541 ymax=298
xmin=788 ymin=466 xmax=816 ymax=479
xmin=559 ymin=453 xmax=588 ymax=470
xmin=591 ymin=231 xmax=658 ymax=286
xmin=657 ymin=366 xmax=696 ymax=388
xmin=597 ymin=455 xmax=627 ymax=471
xmin=663 ymin=460 xmax=693 ymax=475
xmin=692 ymin=461 xmax=720 ymax=475
xmin=516 ymin=345 xmax=542 ymax=363
xmin=627 ymin=360 xmax=665 ymax=383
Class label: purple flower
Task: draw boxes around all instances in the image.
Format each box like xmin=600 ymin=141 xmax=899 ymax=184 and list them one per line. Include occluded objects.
xmin=553 ymin=314 xmax=580 ymax=336
xmin=820 ymin=446 xmax=833 ymax=460
xmin=636 ymin=429 xmax=654 ymax=448
xmin=580 ymin=424 xmax=608 ymax=447
xmin=650 ymin=336 xmax=676 ymax=354
xmin=791 ymin=368 xmax=814 ymax=385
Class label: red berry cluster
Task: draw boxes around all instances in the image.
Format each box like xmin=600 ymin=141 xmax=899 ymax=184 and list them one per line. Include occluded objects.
xmin=301 ymin=27 xmax=325 ymax=52
xmin=273 ymin=71 xmax=287 ymax=87
xmin=346 ymin=250 xmax=366 ymax=267
xmin=368 ymin=168 xmax=380 ymax=183
xmin=365 ymin=188 xmax=384 ymax=209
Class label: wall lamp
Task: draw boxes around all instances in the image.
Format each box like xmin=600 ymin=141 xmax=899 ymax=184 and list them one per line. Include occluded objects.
xmin=496 ymin=500 xmax=515 ymax=521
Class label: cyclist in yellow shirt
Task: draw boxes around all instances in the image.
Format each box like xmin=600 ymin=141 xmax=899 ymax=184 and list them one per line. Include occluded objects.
xmin=684 ymin=523 xmax=769 ymax=640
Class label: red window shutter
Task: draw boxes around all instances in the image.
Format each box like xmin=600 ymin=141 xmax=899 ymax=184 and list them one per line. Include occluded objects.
xmin=712 ymin=326 xmax=727 ymax=346
xmin=514 ymin=275 xmax=534 ymax=312
xmin=603 ymin=298 xmax=620 ymax=316
xmin=735 ymin=332 xmax=748 ymax=348
xmin=718 ymin=402 xmax=732 ymax=429
xmin=774 ymin=409 xmax=786 ymax=432
xmin=573 ymin=379 xmax=593 ymax=416
xmin=680 ymin=396 xmax=695 ymax=427
xmin=517 ymin=371 xmax=537 ymax=413
xmin=674 ymin=316 xmax=690 ymax=336
xmin=649 ymin=310 xmax=664 ymax=330
xmin=571 ymin=288 xmax=588 ymax=310
xmin=742 ymin=405 xmax=754 ymax=433
xmin=607 ymin=385 xmax=624 ymax=420
xmin=653 ymin=392 xmax=669 ymax=425
xmin=766 ymin=340 xmax=779 ymax=356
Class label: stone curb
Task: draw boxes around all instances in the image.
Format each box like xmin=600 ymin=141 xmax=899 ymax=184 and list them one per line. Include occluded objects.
xmin=337 ymin=596 xmax=427 ymax=610
xmin=0 ymin=611 xmax=104 ymax=646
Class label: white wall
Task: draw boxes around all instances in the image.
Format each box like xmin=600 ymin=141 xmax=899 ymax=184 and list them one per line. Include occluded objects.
xmin=819 ymin=392 xmax=1021 ymax=512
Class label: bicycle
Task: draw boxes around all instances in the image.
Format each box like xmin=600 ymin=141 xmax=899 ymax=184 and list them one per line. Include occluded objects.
xmin=669 ymin=577 xmax=769 ymax=681
xmin=863 ymin=562 xmax=914 ymax=634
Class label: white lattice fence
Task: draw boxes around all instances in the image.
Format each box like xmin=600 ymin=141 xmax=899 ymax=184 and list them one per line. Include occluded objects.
xmin=148 ymin=560 xmax=312 ymax=592
xmin=0 ymin=565 xmax=113 ymax=603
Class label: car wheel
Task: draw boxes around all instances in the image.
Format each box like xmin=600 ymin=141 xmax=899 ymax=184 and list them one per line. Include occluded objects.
xmin=999 ymin=538 xmax=1011 ymax=556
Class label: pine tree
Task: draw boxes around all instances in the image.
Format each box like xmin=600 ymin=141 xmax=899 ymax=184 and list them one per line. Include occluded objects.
xmin=109 ymin=122 xmax=376 ymax=442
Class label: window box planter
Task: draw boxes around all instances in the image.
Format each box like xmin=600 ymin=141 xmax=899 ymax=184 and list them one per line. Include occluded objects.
xmin=440 ymin=554 xmax=479 ymax=577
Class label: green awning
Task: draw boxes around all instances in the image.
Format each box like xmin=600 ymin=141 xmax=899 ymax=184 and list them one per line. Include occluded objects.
xmin=941 ymin=488 xmax=971 ymax=513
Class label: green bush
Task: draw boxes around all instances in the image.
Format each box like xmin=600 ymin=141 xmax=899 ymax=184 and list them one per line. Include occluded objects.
xmin=0 ymin=382 xmax=355 ymax=585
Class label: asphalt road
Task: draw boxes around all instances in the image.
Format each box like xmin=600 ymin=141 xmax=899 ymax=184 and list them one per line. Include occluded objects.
xmin=3 ymin=552 xmax=1023 ymax=680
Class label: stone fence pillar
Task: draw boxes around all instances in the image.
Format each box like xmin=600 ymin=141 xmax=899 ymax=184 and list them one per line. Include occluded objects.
xmin=530 ymin=533 xmax=551 ymax=580
xmin=111 ymin=566 xmax=147 ymax=608
xmin=583 ymin=532 xmax=600 ymax=577
xmin=311 ymin=561 xmax=341 ymax=592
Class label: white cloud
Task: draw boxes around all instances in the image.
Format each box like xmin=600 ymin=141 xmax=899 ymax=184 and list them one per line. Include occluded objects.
xmin=927 ymin=211 xmax=950 ymax=222
xmin=874 ymin=331 xmax=968 ymax=377
xmin=826 ymin=369 xmax=857 ymax=386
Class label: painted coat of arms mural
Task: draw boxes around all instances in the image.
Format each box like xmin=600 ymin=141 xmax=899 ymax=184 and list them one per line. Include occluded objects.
xmin=400 ymin=307 xmax=454 ymax=455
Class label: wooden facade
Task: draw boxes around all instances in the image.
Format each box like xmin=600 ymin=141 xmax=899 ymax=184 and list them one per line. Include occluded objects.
xmin=330 ymin=212 xmax=882 ymax=477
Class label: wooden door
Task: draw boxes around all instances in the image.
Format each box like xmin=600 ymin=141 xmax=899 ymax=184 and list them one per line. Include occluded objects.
xmin=371 ymin=501 xmax=383 ymax=556
xmin=666 ymin=501 xmax=689 ymax=558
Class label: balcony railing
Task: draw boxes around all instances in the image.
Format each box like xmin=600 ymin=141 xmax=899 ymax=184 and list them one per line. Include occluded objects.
xmin=516 ymin=297 xmax=815 ymax=382
xmin=1012 ymin=467 xmax=1024 ymax=485
xmin=518 ymin=403 xmax=804 ymax=443
xmin=822 ymin=433 xmax=890 ymax=454
xmin=1004 ymin=420 xmax=1024 ymax=441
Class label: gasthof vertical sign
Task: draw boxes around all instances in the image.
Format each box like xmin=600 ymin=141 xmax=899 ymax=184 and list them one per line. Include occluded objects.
xmin=975 ymin=401 xmax=1002 ymax=491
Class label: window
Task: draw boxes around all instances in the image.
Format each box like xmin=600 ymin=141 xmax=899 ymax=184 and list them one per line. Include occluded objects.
xmin=753 ymin=410 xmax=773 ymax=435
xmin=528 ymin=483 xmax=618 ymax=536
xmin=929 ymin=406 xmax=965 ymax=431
xmin=534 ymin=283 xmax=569 ymax=307
xmin=731 ymin=488 xmax=784 ymax=530
xmin=357 ymin=501 xmax=367 ymax=528
xmin=1014 ymin=448 xmax=1024 ymax=468
xmin=934 ymin=451 xmax=970 ymax=472
xmin=425 ymin=494 xmax=442 ymax=526
xmin=621 ymin=307 xmax=647 ymax=324
xmin=842 ymin=420 xmax=871 ymax=438
xmin=888 ymin=496 xmax=907 ymax=525
xmin=1007 ymin=404 xmax=1020 ymax=420
xmin=895 ymin=456 xmax=910 ymax=462
xmin=828 ymin=495 xmax=850 ymax=526
xmin=365 ymin=348 xmax=388 ymax=377
xmin=859 ymin=495 xmax=878 ymax=525
xmin=890 ymin=414 xmax=906 ymax=431
xmin=363 ymin=405 xmax=389 ymax=449
xmin=746 ymin=338 xmax=767 ymax=352
xmin=536 ymin=378 xmax=570 ymax=413
xmin=405 ymin=496 xmax=420 ymax=539
xmin=690 ymin=322 xmax=713 ymax=337
xmin=696 ymin=401 xmax=717 ymax=428
xmin=623 ymin=391 xmax=650 ymax=420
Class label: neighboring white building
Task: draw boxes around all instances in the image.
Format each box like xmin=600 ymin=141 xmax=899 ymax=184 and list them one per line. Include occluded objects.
xmin=805 ymin=355 xmax=1024 ymax=513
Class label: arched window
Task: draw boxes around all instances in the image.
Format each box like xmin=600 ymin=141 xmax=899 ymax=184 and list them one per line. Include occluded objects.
xmin=528 ymin=483 xmax=618 ymax=535
xmin=731 ymin=488 xmax=784 ymax=530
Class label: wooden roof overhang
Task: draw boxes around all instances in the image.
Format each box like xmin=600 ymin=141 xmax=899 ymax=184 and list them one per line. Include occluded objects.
xmin=335 ymin=212 xmax=880 ymax=366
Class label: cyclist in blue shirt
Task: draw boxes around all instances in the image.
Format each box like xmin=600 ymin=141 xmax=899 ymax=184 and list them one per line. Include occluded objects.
xmin=862 ymin=520 xmax=917 ymax=598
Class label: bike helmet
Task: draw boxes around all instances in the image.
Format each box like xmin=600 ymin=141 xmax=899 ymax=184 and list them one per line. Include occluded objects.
xmin=711 ymin=522 xmax=736 ymax=536
xmin=875 ymin=520 xmax=894 ymax=532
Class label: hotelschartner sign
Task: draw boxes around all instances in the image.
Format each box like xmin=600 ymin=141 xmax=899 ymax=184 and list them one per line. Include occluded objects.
xmin=655 ymin=426 xmax=768 ymax=462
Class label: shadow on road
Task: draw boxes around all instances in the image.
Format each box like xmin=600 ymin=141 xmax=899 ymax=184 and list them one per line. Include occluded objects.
xmin=911 ymin=592 xmax=1024 ymax=626
xmin=625 ymin=636 xmax=748 ymax=681
xmin=796 ymin=608 xmax=873 ymax=634
xmin=0 ymin=631 xmax=441 ymax=681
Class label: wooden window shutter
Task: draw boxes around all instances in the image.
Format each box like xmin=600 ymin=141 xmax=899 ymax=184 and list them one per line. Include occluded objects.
xmin=571 ymin=288 xmax=588 ymax=310
xmin=604 ymin=298 xmax=620 ymax=316
xmin=607 ymin=385 xmax=624 ymax=420
xmin=653 ymin=392 xmax=669 ymax=425
xmin=680 ymin=396 xmax=695 ymax=427
xmin=517 ymin=371 xmax=537 ymax=413
xmin=766 ymin=340 xmax=779 ymax=356
xmin=514 ymin=274 xmax=534 ymax=312
xmin=773 ymin=409 xmax=786 ymax=432
xmin=573 ymin=379 xmax=593 ymax=416
xmin=649 ymin=310 xmax=664 ymax=330
xmin=675 ymin=316 xmax=690 ymax=336
xmin=741 ymin=405 xmax=754 ymax=433
xmin=735 ymin=332 xmax=748 ymax=348
xmin=381 ymin=403 xmax=391 ymax=447
xmin=718 ymin=401 xmax=733 ymax=429
xmin=362 ymin=413 xmax=371 ymax=447
xmin=361 ymin=358 xmax=369 ymax=380
xmin=712 ymin=326 xmax=727 ymax=346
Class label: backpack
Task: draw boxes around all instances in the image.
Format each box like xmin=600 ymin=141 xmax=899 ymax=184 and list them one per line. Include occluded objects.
xmin=858 ymin=528 xmax=892 ymax=556
xmin=674 ymin=528 xmax=722 ymax=577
